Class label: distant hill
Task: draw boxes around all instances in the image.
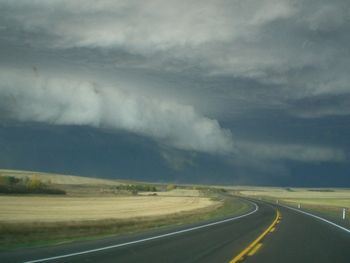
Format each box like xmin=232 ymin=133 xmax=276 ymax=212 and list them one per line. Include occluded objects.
xmin=0 ymin=169 xmax=124 ymax=186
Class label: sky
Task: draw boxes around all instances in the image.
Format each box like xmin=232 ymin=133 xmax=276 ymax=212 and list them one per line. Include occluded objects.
xmin=0 ymin=0 xmax=350 ymax=186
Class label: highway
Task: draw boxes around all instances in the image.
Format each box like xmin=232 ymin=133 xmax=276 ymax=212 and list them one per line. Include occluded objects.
xmin=246 ymin=204 xmax=350 ymax=263
xmin=1 ymin=200 xmax=350 ymax=263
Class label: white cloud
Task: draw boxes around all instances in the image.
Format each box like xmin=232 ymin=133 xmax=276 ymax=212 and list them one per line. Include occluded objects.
xmin=0 ymin=67 xmax=234 ymax=154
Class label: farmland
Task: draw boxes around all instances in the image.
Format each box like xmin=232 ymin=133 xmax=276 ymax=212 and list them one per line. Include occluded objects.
xmin=0 ymin=195 xmax=217 ymax=223
xmin=0 ymin=170 xmax=251 ymax=249
xmin=238 ymin=187 xmax=350 ymax=226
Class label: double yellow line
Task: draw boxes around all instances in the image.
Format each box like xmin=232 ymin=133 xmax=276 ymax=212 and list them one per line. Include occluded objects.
xmin=229 ymin=209 xmax=281 ymax=263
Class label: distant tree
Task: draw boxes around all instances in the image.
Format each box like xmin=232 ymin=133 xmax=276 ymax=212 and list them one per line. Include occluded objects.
xmin=27 ymin=176 xmax=44 ymax=190
xmin=0 ymin=175 xmax=65 ymax=195
xmin=0 ymin=176 xmax=20 ymax=186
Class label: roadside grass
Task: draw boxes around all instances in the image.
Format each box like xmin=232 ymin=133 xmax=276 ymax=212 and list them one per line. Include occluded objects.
xmin=276 ymin=199 xmax=350 ymax=227
xmin=0 ymin=195 xmax=251 ymax=250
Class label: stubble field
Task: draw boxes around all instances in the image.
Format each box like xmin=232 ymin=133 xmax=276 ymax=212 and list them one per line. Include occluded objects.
xmin=0 ymin=195 xmax=217 ymax=223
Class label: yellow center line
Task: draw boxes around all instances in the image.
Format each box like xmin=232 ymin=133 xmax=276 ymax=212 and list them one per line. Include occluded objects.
xmin=228 ymin=209 xmax=281 ymax=263
xmin=247 ymin=243 xmax=263 ymax=256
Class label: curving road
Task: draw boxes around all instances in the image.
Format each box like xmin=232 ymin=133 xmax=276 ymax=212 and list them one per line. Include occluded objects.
xmin=1 ymin=200 xmax=350 ymax=263
xmin=246 ymin=203 xmax=350 ymax=263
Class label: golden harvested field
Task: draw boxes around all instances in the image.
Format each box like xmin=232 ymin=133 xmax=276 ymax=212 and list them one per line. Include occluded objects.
xmin=0 ymin=196 xmax=217 ymax=223
xmin=239 ymin=188 xmax=350 ymax=208
xmin=281 ymin=198 xmax=350 ymax=208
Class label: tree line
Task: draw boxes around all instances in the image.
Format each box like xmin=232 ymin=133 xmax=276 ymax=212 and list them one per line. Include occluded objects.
xmin=0 ymin=175 xmax=66 ymax=194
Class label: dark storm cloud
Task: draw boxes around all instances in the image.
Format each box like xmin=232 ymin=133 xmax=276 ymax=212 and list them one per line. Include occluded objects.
xmin=288 ymin=94 xmax=350 ymax=118
xmin=1 ymin=0 xmax=349 ymax=103
xmin=0 ymin=0 xmax=349 ymax=177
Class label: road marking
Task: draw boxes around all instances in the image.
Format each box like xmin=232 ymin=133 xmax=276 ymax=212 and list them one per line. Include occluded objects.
xmin=24 ymin=201 xmax=258 ymax=263
xmin=228 ymin=209 xmax=280 ymax=263
xmin=281 ymin=205 xmax=350 ymax=234
xmin=247 ymin=243 xmax=262 ymax=256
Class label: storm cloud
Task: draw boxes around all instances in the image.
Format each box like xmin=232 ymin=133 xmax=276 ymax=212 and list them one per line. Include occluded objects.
xmin=0 ymin=0 xmax=349 ymax=182
xmin=0 ymin=67 xmax=233 ymax=154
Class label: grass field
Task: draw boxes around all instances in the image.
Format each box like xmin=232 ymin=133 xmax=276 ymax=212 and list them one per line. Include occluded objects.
xmin=238 ymin=187 xmax=350 ymax=226
xmin=0 ymin=195 xmax=250 ymax=250
xmin=239 ymin=188 xmax=350 ymax=200
xmin=0 ymin=195 xmax=216 ymax=222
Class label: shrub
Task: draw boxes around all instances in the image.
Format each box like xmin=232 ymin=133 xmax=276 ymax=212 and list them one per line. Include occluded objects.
xmin=0 ymin=175 xmax=65 ymax=195
xmin=166 ymin=184 xmax=177 ymax=191
xmin=27 ymin=176 xmax=45 ymax=190
xmin=0 ymin=176 xmax=20 ymax=186
xmin=114 ymin=184 xmax=157 ymax=193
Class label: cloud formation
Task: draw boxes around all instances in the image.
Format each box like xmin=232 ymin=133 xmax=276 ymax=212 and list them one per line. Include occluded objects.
xmin=0 ymin=67 xmax=233 ymax=154
xmin=0 ymin=0 xmax=294 ymax=49
xmin=286 ymin=94 xmax=350 ymax=118
xmin=1 ymin=0 xmax=349 ymax=113
xmin=0 ymin=0 xmax=349 ymax=176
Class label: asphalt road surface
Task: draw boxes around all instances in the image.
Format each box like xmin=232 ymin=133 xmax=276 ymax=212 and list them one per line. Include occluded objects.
xmin=1 ymin=200 xmax=350 ymax=263
xmin=246 ymin=204 xmax=350 ymax=263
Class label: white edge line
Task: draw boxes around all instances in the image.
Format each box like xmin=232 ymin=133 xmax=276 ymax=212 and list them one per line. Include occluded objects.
xmin=280 ymin=204 xmax=350 ymax=234
xmin=24 ymin=201 xmax=258 ymax=263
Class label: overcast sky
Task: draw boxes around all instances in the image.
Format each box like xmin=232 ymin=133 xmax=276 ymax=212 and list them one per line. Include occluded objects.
xmin=1 ymin=0 xmax=350 ymax=186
